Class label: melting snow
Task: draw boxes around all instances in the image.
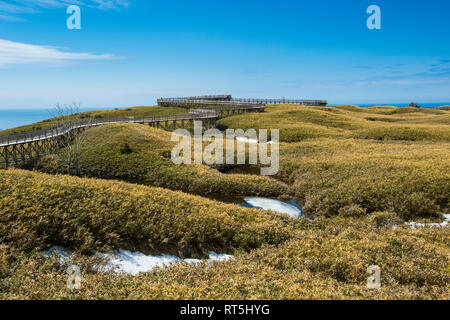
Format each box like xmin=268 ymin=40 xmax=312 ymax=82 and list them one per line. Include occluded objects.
xmin=42 ymin=247 xmax=233 ymax=275
xmin=243 ymin=197 xmax=303 ymax=218
xmin=235 ymin=136 xmax=274 ymax=144
xmin=406 ymin=213 xmax=450 ymax=229
xmin=100 ymin=250 xmax=233 ymax=275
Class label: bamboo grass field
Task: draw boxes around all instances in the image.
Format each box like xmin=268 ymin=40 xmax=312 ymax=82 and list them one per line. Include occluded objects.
xmin=0 ymin=104 xmax=449 ymax=299
xmin=2 ymin=0 xmax=450 ymax=311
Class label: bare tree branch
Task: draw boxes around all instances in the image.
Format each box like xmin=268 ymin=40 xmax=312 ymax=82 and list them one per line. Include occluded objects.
xmin=50 ymin=102 xmax=93 ymax=176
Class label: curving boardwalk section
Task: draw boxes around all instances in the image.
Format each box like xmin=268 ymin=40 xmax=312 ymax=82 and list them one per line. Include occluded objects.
xmin=0 ymin=112 xmax=216 ymax=148
xmin=0 ymin=102 xmax=265 ymax=168
xmin=0 ymin=111 xmax=218 ymax=168
xmin=1 ymin=94 xmax=325 ymax=168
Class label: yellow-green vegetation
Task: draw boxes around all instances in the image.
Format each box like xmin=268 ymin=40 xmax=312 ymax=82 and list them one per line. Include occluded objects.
xmin=218 ymin=105 xmax=450 ymax=219
xmin=278 ymin=138 xmax=449 ymax=219
xmin=0 ymin=169 xmax=293 ymax=257
xmin=0 ymin=106 xmax=186 ymax=136
xmin=1 ymin=209 xmax=448 ymax=299
xmin=36 ymin=123 xmax=290 ymax=198
xmin=217 ymin=104 xmax=450 ymax=142
xmin=1 ymin=104 xmax=449 ymax=300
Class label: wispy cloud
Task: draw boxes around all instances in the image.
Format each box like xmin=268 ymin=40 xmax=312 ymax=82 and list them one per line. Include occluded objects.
xmin=88 ymin=0 xmax=130 ymax=10
xmin=0 ymin=0 xmax=130 ymax=21
xmin=0 ymin=13 xmax=25 ymax=21
xmin=0 ymin=38 xmax=117 ymax=67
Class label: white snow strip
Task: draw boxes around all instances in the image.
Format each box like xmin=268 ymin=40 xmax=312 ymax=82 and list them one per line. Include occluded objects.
xmin=42 ymin=247 xmax=233 ymax=275
xmin=406 ymin=214 xmax=450 ymax=229
xmin=100 ymin=250 xmax=233 ymax=275
xmin=243 ymin=197 xmax=303 ymax=218
xmin=235 ymin=136 xmax=274 ymax=144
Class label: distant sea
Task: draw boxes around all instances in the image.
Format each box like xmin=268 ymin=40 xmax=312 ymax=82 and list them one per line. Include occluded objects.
xmin=0 ymin=108 xmax=111 ymax=131
xmin=352 ymin=102 xmax=450 ymax=108
xmin=0 ymin=103 xmax=449 ymax=131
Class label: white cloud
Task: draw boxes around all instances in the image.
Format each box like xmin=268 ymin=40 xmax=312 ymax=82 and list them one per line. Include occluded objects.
xmin=0 ymin=0 xmax=130 ymax=21
xmin=0 ymin=1 xmax=36 ymax=13
xmin=0 ymin=38 xmax=117 ymax=67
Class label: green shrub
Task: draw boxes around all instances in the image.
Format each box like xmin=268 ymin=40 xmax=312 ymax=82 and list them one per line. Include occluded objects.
xmin=370 ymin=211 xmax=402 ymax=228
xmin=338 ymin=204 xmax=367 ymax=218
xmin=389 ymin=192 xmax=442 ymax=221
xmin=119 ymin=143 xmax=133 ymax=155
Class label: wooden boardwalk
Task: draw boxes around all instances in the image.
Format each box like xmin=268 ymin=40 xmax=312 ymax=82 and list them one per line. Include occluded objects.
xmin=0 ymin=103 xmax=265 ymax=168
xmin=0 ymin=111 xmax=218 ymax=168
xmin=158 ymin=95 xmax=327 ymax=107
xmin=157 ymin=98 xmax=266 ymax=109
xmin=0 ymin=112 xmax=216 ymax=148
xmin=232 ymin=98 xmax=327 ymax=106
xmin=0 ymin=94 xmax=324 ymax=168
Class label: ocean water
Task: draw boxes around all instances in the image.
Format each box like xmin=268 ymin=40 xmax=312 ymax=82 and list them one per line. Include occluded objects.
xmin=0 ymin=108 xmax=110 ymax=131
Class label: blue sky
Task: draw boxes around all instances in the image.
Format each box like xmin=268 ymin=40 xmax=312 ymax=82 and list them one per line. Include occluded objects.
xmin=0 ymin=0 xmax=449 ymax=109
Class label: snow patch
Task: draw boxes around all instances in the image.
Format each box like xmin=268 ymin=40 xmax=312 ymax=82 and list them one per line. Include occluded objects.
xmin=42 ymin=247 xmax=233 ymax=275
xmin=101 ymin=250 xmax=233 ymax=275
xmin=406 ymin=214 xmax=450 ymax=229
xmin=243 ymin=197 xmax=303 ymax=218
xmin=235 ymin=136 xmax=274 ymax=144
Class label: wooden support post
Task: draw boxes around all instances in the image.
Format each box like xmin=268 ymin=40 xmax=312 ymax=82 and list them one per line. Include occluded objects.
xmin=0 ymin=147 xmax=8 ymax=169
xmin=11 ymin=145 xmax=18 ymax=165
xmin=5 ymin=148 xmax=9 ymax=169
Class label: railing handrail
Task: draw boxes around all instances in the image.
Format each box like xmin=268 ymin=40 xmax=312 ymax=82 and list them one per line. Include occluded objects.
xmin=0 ymin=110 xmax=219 ymax=147
xmin=157 ymin=96 xmax=327 ymax=108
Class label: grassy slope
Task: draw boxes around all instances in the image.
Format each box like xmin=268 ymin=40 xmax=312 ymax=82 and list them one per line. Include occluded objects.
xmin=219 ymin=105 xmax=450 ymax=219
xmin=1 ymin=198 xmax=448 ymax=299
xmin=0 ymin=169 xmax=293 ymax=257
xmin=0 ymin=104 xmax=449 ymax=300
xmin=0 ymin=106 xmax=186 ymax=135
xmin=278 ymin=139 xmax=449 ymax=219
xmin=217 ymin=105 xmax=450 ymax=142
xmin=36 ymin=123 xmax=290 ymax=198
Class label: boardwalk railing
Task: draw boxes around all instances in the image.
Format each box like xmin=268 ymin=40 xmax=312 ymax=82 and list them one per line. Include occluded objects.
xmin=231 ymin=98 xmax=327 ymax=106
xmin=158 ymin=95 xmax=327 ymax=108
xmin=185 ymin=95 xmax=232 ymax=101
xmin=157 ymin=98 xmax=266 ymax=109
xmin=0 ymin=111 xmax=217 ymax=148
